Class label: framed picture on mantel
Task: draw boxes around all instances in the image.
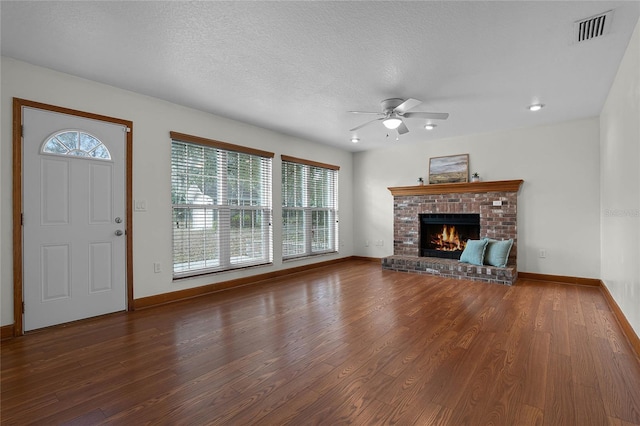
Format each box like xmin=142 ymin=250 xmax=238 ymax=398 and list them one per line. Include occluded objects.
xmin=428 ymin=154 xmax=469 ymax=184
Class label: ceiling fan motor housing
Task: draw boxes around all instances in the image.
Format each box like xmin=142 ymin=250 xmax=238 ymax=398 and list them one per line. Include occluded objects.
xmin=381 ymin=98 xmax=405 ymax=114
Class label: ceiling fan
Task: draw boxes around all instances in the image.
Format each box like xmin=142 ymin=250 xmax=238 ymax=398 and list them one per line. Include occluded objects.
xmin=349 ymin=98 xmax=449 ymax=135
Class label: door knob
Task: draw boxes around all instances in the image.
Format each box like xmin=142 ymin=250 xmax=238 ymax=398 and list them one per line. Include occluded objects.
xmin=115 ymin=230 xmax=124 ymax=236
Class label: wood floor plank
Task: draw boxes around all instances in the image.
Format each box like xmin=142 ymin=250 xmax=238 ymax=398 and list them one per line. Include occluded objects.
xmin=608 ymin=416 xmax=640 ymax=426
xmin=427 ymin=332 xmax=498 ymax=409
xmin=570 ymin=323 xmax=600 ymax=387
xmin=573 ymin=382 xmax=609 ymax=426
xmin=543 ymin=352 xmax=576 ymax=425
xmin=448 ymin=333 xmax=511 ymax=425
xmin=534 ymin=281 xmax=556 ymax=333
xmin=373 ymin=330 xmax=459 ymax=407
xmin=566 ymin=284 xmax=587 ymax=326
xmin=513 ymin=403 xmax=544 ymax=426
xmin=521 ymin=331 xmax=551 ymax=409
xmin=412 ymin=402 xmax=454 ymax=425
xmin=550 ymin=292 xmax=572 ymax=356
xmin=226 ymin=363 xmax=334 ymax=425
xmin=1 ymin=260 xmax=639 ymax=424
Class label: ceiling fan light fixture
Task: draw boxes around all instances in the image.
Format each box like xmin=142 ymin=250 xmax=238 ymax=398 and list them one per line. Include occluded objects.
xmin=383 ymin=117 xmax=403 ymax=130
xmin=349 ymin=98 xmax=448 ymax=135
xmin=424 ymin=124 xmax=437 ymax=130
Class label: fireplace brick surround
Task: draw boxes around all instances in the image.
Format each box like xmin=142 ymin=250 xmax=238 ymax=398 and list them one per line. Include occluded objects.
xmin=382 ymin=180 xmax=523 ymax=285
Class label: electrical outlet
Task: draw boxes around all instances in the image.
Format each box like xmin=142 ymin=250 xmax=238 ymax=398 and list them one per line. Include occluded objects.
xmin=365 ymin=240 xmax=369 ymax=247
xmin=539 ymin=249 xmax=546 ymax=258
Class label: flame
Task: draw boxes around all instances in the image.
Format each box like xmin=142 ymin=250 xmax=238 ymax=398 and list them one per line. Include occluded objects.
xmin=431 ymin=224 xmax=465 ymax=251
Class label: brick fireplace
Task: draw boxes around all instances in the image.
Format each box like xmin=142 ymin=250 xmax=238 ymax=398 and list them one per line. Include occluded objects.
xmin=382 ymin=180 xmax=523 ymax=285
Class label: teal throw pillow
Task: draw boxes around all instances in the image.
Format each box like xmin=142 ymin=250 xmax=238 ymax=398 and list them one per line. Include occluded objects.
xmin=459 ymin=238 xmax=488 ymax=266
xmin=484 ymin=239 xmax=514 ymax=267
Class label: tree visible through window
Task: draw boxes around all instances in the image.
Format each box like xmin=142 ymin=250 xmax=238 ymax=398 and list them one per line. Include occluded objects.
xmin=282 ymin=156 xmax=338 ymax=259
xmin=171 ymin=133 xmax=273 ymax=277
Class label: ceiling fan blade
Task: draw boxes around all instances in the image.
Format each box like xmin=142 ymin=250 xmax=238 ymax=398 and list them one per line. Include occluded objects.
xmin=403 ymin=112 xmax=449 ymax=120
xmin=394 ymin=98 xmax=422 ymax=114
xmin=348 ymin=111 xmax=383 ymax=115
xmin=349 ymin=117 xmax=384 ymax=132
xmin=397 ymin=121 xmax=409 ymax=135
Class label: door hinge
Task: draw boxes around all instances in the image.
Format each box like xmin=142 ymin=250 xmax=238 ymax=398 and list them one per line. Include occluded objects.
xmin=22 ymin=302 xmax=25 ymax=313
xmin=21 ymin=213 xmax=24 ymax=226
xmin=20 ymin=125 xmax=24 ymax=137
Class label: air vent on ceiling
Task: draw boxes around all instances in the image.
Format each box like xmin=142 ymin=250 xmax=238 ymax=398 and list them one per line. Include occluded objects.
xmin=574 ymin=10 xmax=613 ymax=43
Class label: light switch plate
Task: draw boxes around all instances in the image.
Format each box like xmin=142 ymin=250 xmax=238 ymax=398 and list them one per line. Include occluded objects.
xmin=135 ymin=199 xmax=147 ymax=211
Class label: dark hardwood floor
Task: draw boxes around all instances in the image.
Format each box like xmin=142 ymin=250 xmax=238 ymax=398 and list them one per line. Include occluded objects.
xmin=2 ymin=260 xmax=640 ymax=425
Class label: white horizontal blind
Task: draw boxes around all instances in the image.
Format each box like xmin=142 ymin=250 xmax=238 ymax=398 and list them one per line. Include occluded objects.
xmin=282 ymin=156 xmax=338 ymax=259
xmin=172 ymin=134 xmax=273 ymax=277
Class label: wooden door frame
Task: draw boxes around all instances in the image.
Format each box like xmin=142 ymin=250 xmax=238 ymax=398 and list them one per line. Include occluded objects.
xmin=12 ymin=98 xmax=134 ymax=336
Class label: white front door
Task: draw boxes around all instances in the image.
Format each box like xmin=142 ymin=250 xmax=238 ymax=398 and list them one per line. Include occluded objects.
xmin=22 ymin=107 xmax=127 ymax=331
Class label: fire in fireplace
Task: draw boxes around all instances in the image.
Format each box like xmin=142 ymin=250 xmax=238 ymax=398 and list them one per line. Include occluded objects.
xmin=420 ymin=213 xmax=480 ymax=259
xmin=431 ymin=224 xmax=464 ymax=251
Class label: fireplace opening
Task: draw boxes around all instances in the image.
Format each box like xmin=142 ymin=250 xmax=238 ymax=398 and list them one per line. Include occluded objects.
xmin=420 ymin=214 xmax=480 ymax=259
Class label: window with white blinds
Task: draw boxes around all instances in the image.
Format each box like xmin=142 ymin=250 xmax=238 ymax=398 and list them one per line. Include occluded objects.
xmin=171 ymin=132 xmax=273 ymax=277
xmin=281 ymin=155 xmax=339 ymax=259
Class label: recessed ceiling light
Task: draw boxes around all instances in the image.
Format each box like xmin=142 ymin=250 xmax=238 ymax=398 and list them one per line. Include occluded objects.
xmin=350 ymin=137 xmax=359 ymax=143
xmin=424 ymin=124 xmax=437 ymax=130
xmin=528 ymin=103 xmax=544 ymax=112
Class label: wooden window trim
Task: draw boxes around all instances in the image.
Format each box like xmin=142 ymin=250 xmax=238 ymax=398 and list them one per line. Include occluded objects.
xmin=170 ymin=131 xmax=274 ymax=158
xmin=281 ymin=155 xmax=340 ymax=171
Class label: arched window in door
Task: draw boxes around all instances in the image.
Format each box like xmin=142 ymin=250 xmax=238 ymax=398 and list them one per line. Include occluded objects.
xmin=42 ymin=130 xmax=111 ymax=160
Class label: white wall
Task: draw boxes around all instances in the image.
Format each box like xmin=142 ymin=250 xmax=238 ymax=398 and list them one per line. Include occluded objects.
xmin=3 ymin=36 xmax=636 ymax=333
xmin=600 ymin=18 xmax=640 ymax=336
xmin=353 ymin=117 xmax=601 ymax=278
xmin=0 ymin=57 xmax=354 ymax=326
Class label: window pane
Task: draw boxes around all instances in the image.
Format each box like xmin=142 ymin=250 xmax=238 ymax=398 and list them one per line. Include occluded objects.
xmin=171 ymin=143 xmax=188 ymax=204
xmin=172 ymin=142 xmax=219 ymax=206
xmin=228 ymin=152 xmax=265 ymax=206
xmin=173 ymin=207 xmax=220 ymax=273
xmin=282 ymin=162 xmax=304 ymax=208
xmin=42 ymin=131 xmax=111 ymax=160
xmin=80 ymin=133 xmax=101 ymax=152
xmin=282 ymin=209 xmax=305 ymax=257
xmin=229 ymin=208 xmax=270 ymax=265
xmin=44 ymin=139 xmax=69 ymax=154
xmin=202 ymin=148 xmax=219 ymax=204
xmin=90 ymin=144 xmax=111 ymax=159
xmin=57 ymin=131 xmax=78 ymax=150
xmin=309 ymin=167 xmax=325 ymax=208
xmin=312 ymin=210 xmax=331 ymax=252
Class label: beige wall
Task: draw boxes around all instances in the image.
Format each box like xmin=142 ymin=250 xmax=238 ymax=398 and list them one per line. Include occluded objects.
xmin=0 ymin=58 xmax=354 ymax=326
xmin=353 ymin=117 xmax=601 ymax=278
xmin=600 ymin=18 xmax=640 ymax=336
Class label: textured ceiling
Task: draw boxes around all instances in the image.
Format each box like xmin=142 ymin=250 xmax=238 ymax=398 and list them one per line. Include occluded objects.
xmin=2 ymin=1 xmax=639 ymax=152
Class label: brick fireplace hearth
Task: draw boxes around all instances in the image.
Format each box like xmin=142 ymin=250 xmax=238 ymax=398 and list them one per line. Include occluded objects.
xmin=382 ymin=180 xmax=523 ymax=285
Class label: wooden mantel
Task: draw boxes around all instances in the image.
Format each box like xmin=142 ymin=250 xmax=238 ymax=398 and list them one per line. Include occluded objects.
xmin=388 ymin=179 xmax=524 ymax=196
